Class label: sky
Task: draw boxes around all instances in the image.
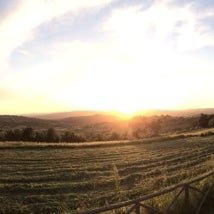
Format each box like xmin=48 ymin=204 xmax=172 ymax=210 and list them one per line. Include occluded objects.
xmin=1 ymin=0 xmax=214 ymax=114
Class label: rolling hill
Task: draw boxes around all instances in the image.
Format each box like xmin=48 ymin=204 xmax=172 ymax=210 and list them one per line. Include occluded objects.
xmin=0 ymin=108 xmax=213 ymax=139
xmin=0 ymin=114 xmax=120 ymax=130
xmin=25 ymin=108 xmax=214 ymax=120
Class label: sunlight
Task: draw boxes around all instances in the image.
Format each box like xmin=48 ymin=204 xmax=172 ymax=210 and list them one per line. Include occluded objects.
xmin=53 ymin=43 xmax=191 ymax=114
xmin=55 ymin=59 xmax=187 ymax=115
xmin=114 ymin=105 xmax=139 ymax=115
xmin=41 ymin=1 xmax=214 ymax=115
xmin=110 ymin=103 xmax=141 ymax=119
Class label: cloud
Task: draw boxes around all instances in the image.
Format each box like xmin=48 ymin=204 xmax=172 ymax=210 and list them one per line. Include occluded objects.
xmin=104 ymin=1 xmax=214 ymax=51
xmin=1 ymin=0 xmax=214 ymax=113
xmin=5 ymin=0 xmax=214 ymax=107
xmin=100 ymin=0 xmax=214 ymax=76
xmin=0 ymin=0 xmax=113 ymax=73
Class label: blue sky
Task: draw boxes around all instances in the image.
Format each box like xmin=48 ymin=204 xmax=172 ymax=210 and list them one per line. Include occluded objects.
xmin=1 ymin=0 xmax=214 ymax=114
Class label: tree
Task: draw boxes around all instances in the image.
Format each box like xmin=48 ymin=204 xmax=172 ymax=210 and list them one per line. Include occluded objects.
xmin=149 ymin=120 xmax=161 ymax=136
xmin=46 ymin=128 xmax=59 ymax=142
xmin=22 ymin=127 xmax=34 ymax=141
xmin=14 ymin=129 xmax=22 ymax=141
xmin=62 ymin=131 xmax=86 ymax=142
xmin=95 ymin=133 xmax=103 ymax=141
xmin=132 ymin=129 xmax=140 ymax=139
xmin=198 ymin=114 xmax=209 ymax=128
xmin=109 ymin=132 xmax=120 ymax=141
xmin=61 ymin=131 xmax=75 ymax=142
xmin=4 ymin=130 xmax=16 ymax=141
xmin=34 ymin=131 xmax=47 ymax=142
xmin=208 ymin=117 xmax=214 ymax=127
xmin=4 ymin=129 xmax=22 ymax=141
xmin=121 ymin=131 xmax=128 ymax=140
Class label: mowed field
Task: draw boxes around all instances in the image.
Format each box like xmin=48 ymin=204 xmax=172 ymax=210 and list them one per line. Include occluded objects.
xmin=0 ymin=136 xmax=214 ymax=213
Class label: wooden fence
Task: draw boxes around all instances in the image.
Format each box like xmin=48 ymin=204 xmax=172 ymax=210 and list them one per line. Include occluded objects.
xmin=76 ymin=171 xmax=214 ymax=214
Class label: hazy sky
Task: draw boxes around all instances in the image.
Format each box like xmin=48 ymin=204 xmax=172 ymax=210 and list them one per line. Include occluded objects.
xmin=1 ymin=0 xmax=214 ymax=114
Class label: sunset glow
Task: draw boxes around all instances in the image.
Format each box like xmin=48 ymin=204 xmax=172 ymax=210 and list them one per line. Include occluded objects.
xmin=1 ymin=0 xmax=214 ymax=114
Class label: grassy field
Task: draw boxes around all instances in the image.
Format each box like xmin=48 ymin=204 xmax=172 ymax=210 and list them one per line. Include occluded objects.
xmin=0 ymin=136 xmax=214 ymax=213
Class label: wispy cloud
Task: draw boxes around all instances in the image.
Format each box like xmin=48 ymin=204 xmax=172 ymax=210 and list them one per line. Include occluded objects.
xmin=99 ymin=0 xmax=214 ymax=79
xmin=104 ymin=0 xmax=214 ymax=51
xmin=0 ymin=0 xmax=113 ymax=72
xmin=1 ymin=0 xmax=214 ymax=113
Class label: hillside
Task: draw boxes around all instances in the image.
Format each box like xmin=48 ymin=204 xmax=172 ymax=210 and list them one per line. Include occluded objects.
xmin=0 ymin=136 xmax=213 ymax=213
xmin=0 ymin=115 xmax=57 ymax=129
xmin=0 ymin=109 xmax=213 ymax=142
xmin=61 ymin=114 xmax=120 ymax=125
xmin=136 ymin=108 xmax=214 ymax=117
xmin=25 ymin=110 xmax=108 ymax=120
xmin=25 ymin=108 xmax=214 ymax=120
xmin=0 ymin=114 xmax=120 ymax=130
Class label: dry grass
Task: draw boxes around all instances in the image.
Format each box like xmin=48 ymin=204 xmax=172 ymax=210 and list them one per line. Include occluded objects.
xmin=0 ymin=135 xmax=214 ymax=213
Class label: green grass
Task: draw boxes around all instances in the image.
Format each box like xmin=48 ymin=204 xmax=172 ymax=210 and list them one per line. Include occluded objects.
xmin=0 ymin=136 xmax=214 ymax=213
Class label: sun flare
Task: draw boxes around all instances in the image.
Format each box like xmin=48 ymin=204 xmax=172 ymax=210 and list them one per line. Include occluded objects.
xmin=110 ymin=105 xmax=141 ymax=119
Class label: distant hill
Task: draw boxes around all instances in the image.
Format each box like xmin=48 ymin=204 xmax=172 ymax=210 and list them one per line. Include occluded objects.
xmin=61 ymin=114 xmax=120 ymax=126
xmin=1 ymin=108 xmax=214 ymax=131
xmin=25 ymin=108 xmax=214 ymax=120
xmin=0 ymin=114 xmax=120 ymax=130
xmin=25 ymin=110 xmax=105 ymax=120
xmin=0 ymin=115 xmax=58 ymax=129
xmin=136 ymin=108 xmax=214 ymax=117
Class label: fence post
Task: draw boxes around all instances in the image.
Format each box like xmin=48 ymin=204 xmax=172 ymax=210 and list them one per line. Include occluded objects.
xmin=135 ymin=202 xmax=140 ymax=214
xmin=184 ymin=184 xmax=189 ymax=213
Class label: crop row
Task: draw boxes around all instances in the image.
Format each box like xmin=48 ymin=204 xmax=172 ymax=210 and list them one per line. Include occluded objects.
xmin=0 ymin=136 xmax=214 ymax=213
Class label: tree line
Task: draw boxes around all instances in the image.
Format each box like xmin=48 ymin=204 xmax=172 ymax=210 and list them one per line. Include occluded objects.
xmin=0 ymin=114 xmax=212 ymax=143
xmin=0 ymin=127 xmax=86 ymax=142
xmin=198 ymin=114 xmax=214 ymax=128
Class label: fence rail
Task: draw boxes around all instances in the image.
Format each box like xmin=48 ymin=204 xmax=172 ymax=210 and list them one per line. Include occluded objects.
xmin=76 ymin=170 xmax=214 ymax=214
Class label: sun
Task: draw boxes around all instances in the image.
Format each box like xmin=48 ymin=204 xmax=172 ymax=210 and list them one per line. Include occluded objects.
xmin=110 ymin=102 xmax=141 ymax=118
xmin=117 ymin=107 xmax=137 ymax=115
xmin=55 ymin=46 xmax=186 ymax=114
